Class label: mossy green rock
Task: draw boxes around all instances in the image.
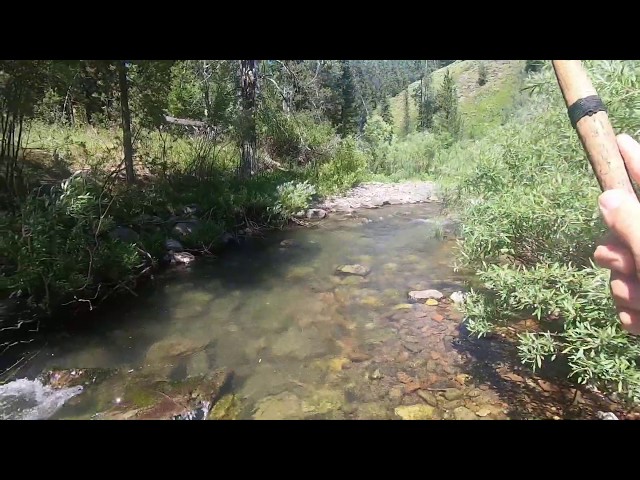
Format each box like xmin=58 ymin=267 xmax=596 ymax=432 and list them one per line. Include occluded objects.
xmin=96 ymin=369 xmax=232 ymax=420
xmin=207 ymin=394 xmax=241 ymax=420
xmin=301 ymin=389 xmax=345 ymax=415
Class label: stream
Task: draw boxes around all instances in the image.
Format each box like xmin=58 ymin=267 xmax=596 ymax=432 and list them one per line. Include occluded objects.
xmin=0 ymin=202 xmax=613 ymax=419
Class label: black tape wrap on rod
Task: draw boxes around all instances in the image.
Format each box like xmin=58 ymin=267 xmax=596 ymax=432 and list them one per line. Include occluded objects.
xmin=568 ymin=95 xmax=608 ymax=129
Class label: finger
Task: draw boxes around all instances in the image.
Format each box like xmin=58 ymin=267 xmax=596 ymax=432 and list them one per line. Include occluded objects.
xmin=617 ymin=134 xmax=640 ymax=185
xmin=598 ymin=189 xmax=640 ymax=278
xmin=598 ymin=230 xmax=624 ymax=248
xmin=594 ymin=242 xmax=636 ymax=276
xmin=610 ymin=271 xmax=640 ymax=310
xmin=616 ymin=308 xmax=640 ymax=335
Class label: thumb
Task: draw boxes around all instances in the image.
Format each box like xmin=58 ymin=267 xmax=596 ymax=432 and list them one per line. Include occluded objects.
xmin=599 ymin=189 xmax=640 ymax=278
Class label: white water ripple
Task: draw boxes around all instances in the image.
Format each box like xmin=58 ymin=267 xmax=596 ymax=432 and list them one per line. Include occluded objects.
xmin=0 ymin=378 xmax=83 ymax=420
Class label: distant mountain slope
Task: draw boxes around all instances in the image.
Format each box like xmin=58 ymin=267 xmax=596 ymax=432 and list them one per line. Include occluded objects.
xmin=389 ymin=60 xmax=527 ymax=137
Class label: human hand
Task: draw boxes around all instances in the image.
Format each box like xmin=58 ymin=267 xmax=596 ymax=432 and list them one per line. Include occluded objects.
xmin=594 ymin=134 xmax=640 ymax=334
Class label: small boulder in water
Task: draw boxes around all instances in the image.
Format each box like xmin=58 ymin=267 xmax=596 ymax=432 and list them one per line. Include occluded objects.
xmin=306 ymin=208 xmax=327 ymax=220
xmin=336 ymin=264 xmax=371 ymax=277
xmin=172 ymin=220 xmax=201 ymax=239
xmin=165 ymin=238 xmax=184 ymax=252
xmin=280 ymin=239 xmax=298 ymax=248
xmin=596 ymin=411 xmax=619 ymax=420
xmin=450 ymin=291 xmax=467 ymax=305
xmin=172 ymin=252 xmax=195 ymax=265
xmin=408 ymin=289 xmax=444 ymax=301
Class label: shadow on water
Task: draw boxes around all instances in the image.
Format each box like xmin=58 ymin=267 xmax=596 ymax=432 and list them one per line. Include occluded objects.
xmin=9 ymin=227 xmax=329 ymax=379
xmin=451 ymin=324 xmax=617 ymax=419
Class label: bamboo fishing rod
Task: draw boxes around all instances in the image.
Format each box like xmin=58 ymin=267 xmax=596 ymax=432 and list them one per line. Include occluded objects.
xmin=552 ymin=60 xmax=638 ymax=200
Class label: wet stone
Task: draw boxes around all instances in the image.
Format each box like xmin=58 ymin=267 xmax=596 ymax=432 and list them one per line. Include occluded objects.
xmin=453 ymin=406 xmax=478 ymax=420
xmin=336 ymin=264 xmax=371 ymax=277
xmin=417 ymin=390 xmax=439 ymax=407
xmin=395 ymin=404 xmax=436 ymax=420
xmin=443 ymin=388 xmax=464 ymax=401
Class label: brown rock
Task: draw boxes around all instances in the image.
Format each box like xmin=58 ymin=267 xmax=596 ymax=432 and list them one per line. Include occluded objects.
xmin=537 ymin=379 xmax=560 ymax=393
xmin=501 ymin=372 xmax=524 ymax=383
xmin=432 ymin=313 xmax=444 ymax=322
xmin=417 ymin=390 xmax=439 ymax=407
xmin=348 ymin=351 xmax=371 ymax=362
xmin=396 ymin=351 xmax=410 ymax=362
xmin=397 ymin=372 xmax=414 ymax=384
xmin=404 ymin=381 xmax=422 ymax=394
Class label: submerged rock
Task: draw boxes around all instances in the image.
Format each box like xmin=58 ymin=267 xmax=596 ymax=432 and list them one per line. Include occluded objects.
xmin=285 ymin=265 xmax=316 ymax=280
xmin=186 ymin=351 xmax=210 ymax=377
xmin=417 ymin=390 xmax=439 ymax=407
xmin=165 ymin=238 xmax=184 ymax=252
xmin=280 ymin=239 xmax=298 ymax=248
xmin=395 ymin=404 xmax=436 ymax=420
xmin=208 ymin=394 xmax=241 ymax=420
xmin=301 ymin=389 xmax=345 ymax=416
xmin=144 ymin=337 xmax=210 ymax=368
xmin=443 ymin=388 xmax=464 ymax=401
xmin=408 ymin=289 xmax=444 ymax=301
xmin=453 ymin=406 xmax=478 ymax=420
xmin=271 ymin=327 xmax=327 ymax=360
xmin=356 ymin=402 xmax=390 ymax=419
xmin=335 ymin=264 xmax=371 ymax=277
xmin=39 ymin=368 xmax=117 ymax=390
xmin=253 ymin=392 xmax=305 ymax=420
xmin=98 ymin=369 xmax=233 ymax=420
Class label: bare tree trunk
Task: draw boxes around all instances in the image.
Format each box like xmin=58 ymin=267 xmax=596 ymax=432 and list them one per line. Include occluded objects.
xmin=117 ymin=60 xmax=135 ymax=184
xmin=202 ymin=60 xmax=212 ymax=122
xmin=239 ymin=60 xmax=259 ymax=179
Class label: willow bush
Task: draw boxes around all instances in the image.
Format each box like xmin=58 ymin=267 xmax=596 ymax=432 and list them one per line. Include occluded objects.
xmin=435 ymin=61 xmax=640 ymax=403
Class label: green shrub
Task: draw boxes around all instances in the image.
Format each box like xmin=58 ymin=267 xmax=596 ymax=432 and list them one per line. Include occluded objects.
xmin=317 ymin=137 xmax=367 ymax=194
xmin=270 ymin=180 xmax=316 ymax=223
xmin=434 ymin=60 xmax=640 ymax=403
xmin=0 ymin=175 xmax=142 ymax=314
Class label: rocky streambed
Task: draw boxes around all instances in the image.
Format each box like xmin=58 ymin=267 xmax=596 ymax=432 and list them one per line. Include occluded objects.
xmin=0 ymin=182 xmax=627 ymax=420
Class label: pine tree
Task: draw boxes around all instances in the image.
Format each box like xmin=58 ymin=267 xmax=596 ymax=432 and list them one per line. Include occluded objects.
xmin=414 ymin=60 xmax=437 ymax=131
xmin=435 ymin=69 xmax=462 ymax=137
xmin=403 ymin=88 xmax=410 ymax=137
xmin=421 ymin=60 xmax=437 ymax=130
xmin=338 ymin=60 xmax=358 ymax=137
xmin=380 ymin=96 xmax=393 ymax=126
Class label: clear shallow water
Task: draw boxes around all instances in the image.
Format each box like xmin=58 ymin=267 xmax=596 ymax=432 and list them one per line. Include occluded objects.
xmin=0 ymin=203 xmax=605 ymax=420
